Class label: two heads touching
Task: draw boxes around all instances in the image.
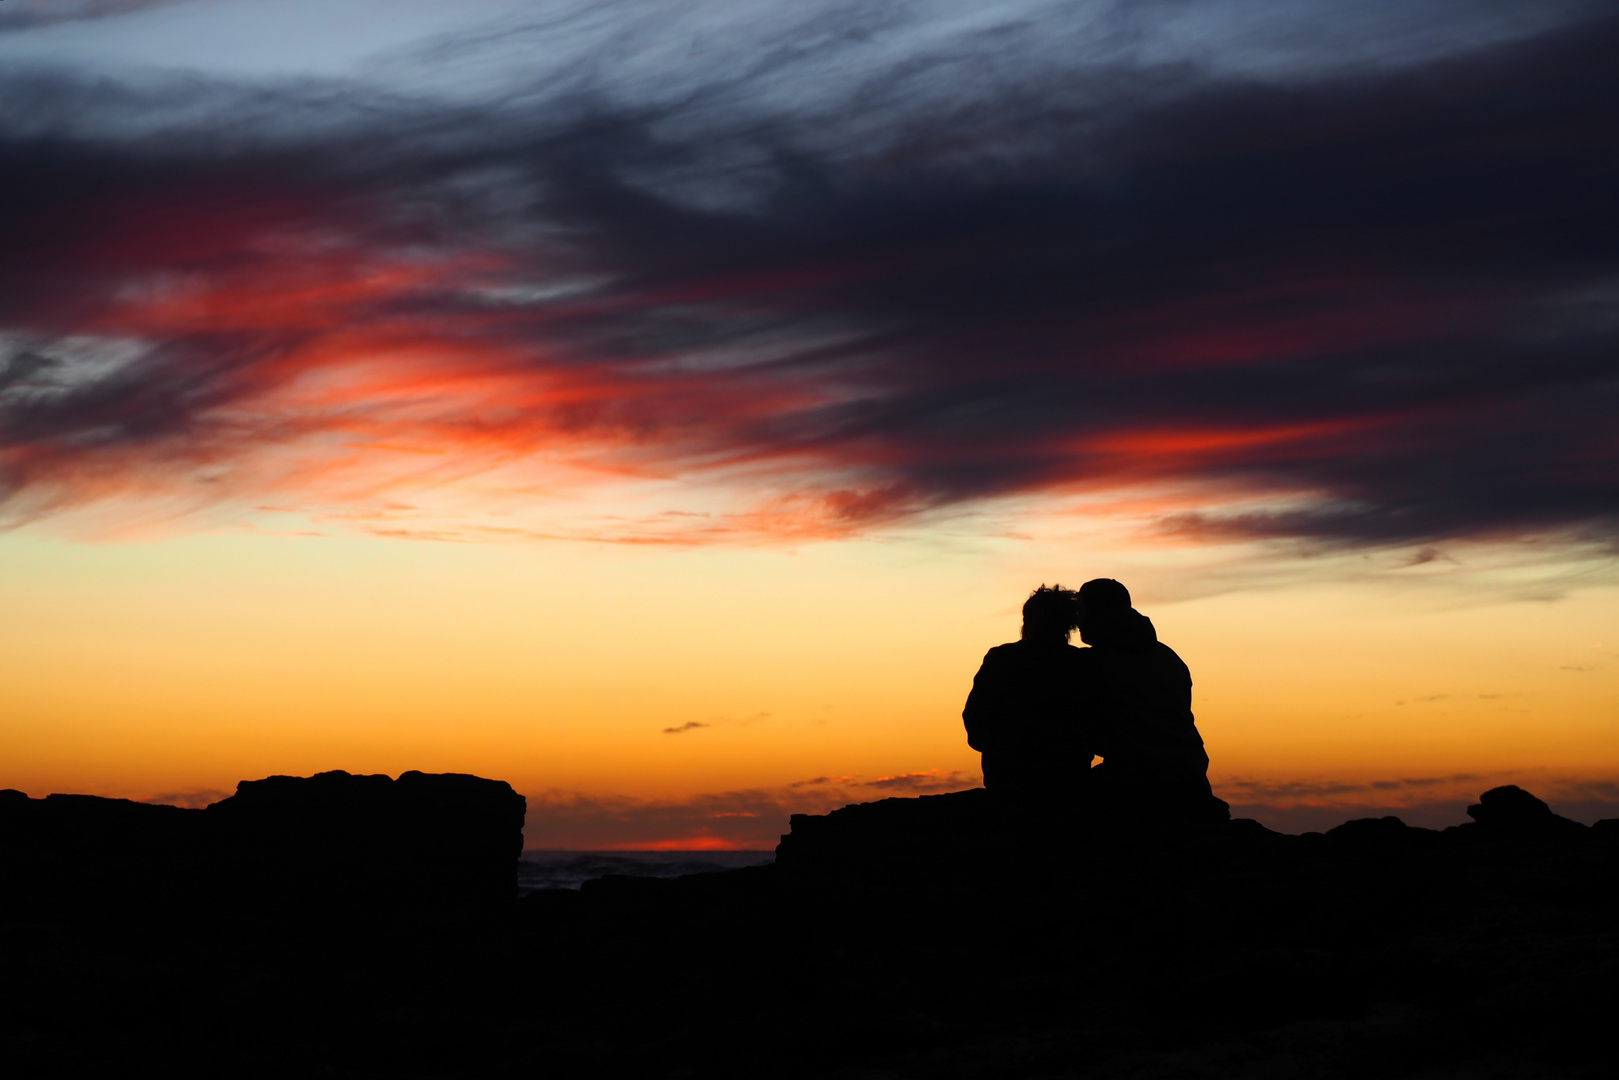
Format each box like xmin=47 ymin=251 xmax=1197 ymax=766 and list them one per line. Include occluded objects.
xmin=1017 ymin=578 xmax=1144 ymax=648
xmin=962 ymin=578 xmax=1229 ymax=825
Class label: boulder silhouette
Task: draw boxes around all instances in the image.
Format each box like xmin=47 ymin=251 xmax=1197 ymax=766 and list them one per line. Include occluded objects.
xmin=209 ymin=769 xmax=526 ymax=917
xmin=0 ymin=789 xmax=207 ymax=920
xmin=1324 ymin=814 xmax=1440 ymax=855
xmin=776 ymin=788 xmax=1000 ymax=877
xmin=0 ymin=770 xmax=525 ymax=924
xmin=1462 ymin=784 xmax=1588 ymax=841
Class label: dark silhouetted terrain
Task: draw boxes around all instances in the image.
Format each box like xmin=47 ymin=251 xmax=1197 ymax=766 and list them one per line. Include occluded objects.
xmin=3 ymin=775 xmax=1616 ymax=1077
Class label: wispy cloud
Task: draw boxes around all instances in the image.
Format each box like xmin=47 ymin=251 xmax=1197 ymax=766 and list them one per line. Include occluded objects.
xmin=3 ymin=2 xmax=1617 ymax=556
xmin=862 ymin=769 xmax=973 ymax=792
xmin=1219 ymin=770 xmax=1619 ymax=832
xmin=140 ymin=787 xmax=231 ymax=809
xmin=661 ymin=721 xmax=711 ymax=735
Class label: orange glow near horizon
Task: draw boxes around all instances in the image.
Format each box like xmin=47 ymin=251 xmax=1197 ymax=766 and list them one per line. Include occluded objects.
xmin=2 ymin=519 xmax=1614 ymax=845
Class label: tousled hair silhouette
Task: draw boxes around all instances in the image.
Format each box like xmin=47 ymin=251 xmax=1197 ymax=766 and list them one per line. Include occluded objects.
xmin=1021 ymin=584 xmax=1080 ymax=641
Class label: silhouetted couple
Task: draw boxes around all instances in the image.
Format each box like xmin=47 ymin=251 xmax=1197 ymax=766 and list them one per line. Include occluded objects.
xmin=962 ymin=580 xmax=1229 ymax=827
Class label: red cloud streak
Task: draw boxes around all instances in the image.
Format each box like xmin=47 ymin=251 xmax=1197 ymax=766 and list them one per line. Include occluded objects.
xmin=3 ymin=12 xmax=1617 ymax=546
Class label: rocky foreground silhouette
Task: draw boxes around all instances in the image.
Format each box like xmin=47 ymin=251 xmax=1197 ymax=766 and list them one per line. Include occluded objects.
xmin=3 ymin=774 xmax=1616 ymax=1078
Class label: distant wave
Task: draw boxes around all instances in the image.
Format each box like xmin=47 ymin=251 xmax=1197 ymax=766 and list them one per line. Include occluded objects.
xmin=518 ymin=850 xmax=775 ymax=892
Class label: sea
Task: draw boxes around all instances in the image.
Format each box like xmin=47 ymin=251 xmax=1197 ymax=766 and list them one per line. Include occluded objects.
xmin=518 ymin=850 xmax=776 ymax=892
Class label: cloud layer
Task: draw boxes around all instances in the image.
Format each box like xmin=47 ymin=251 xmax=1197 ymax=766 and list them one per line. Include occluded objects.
xmin=518 ymin=769 xmax=1619 ymax=848
xmin=3 ymin=1 xmax=1617 ymax=548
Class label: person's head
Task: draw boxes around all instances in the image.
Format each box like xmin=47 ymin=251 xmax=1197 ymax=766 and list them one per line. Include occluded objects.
xmin=1076 ymin=578 xmax=1131 ymax=632
xmin=1021 ymin=584 xmax=1079 ymax=643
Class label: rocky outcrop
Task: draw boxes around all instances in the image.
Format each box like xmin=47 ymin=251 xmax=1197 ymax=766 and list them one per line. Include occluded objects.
xmin=208 ymin=769 xmax=525 ymax=916
xmin=4 ymin=778 xmax=1617 ymax=1077
xmin=0 ymin=789 xmax=209 ymax=920
xmin=775 ymin=786 xmax=1002 ymax=877
xmin=1456 ymin=782 xmax=1592 ymax=841
xmin=0 ymin=770 xmax=525 ymax=923
xmin=537 ymin=783 xmax=1617 ymax=1078
xmin=776 ymin=781 xmax=1611 ymax=877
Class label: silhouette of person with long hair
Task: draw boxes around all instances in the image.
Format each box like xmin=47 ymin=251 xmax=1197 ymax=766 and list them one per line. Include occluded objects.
xmin=962 ymin=585 xmax=1093 ymax=803
xmin=1077 ymin=578 xmax=1229 ymax=825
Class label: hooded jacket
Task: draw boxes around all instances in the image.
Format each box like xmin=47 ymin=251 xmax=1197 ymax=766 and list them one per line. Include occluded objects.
xmin=1081 ymin=608 xmax=1210 ymax=778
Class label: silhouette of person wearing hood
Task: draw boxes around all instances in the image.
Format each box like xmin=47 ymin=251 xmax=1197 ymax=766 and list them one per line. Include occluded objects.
xmin=962 ymin=585 xmax=1093 ymax=802
xmin=1078 ymin=578 xmax=1229 ymax=824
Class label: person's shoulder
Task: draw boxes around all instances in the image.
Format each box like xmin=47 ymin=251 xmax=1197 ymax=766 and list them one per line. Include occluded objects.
xmin=1152 ymin=640 xmax=1192 ymax=677
xmin=1152 ymin=640 xmax=1185 ymax=662
xmin=982 ymin=642 xmax=1022 ymax=660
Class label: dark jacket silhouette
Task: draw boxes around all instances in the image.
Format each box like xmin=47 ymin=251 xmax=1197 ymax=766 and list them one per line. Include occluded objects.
xmin=963 ymin=640 xmax=1093 ymax=797
xmin=1081 ymin=605 xmax=1227 ymax=822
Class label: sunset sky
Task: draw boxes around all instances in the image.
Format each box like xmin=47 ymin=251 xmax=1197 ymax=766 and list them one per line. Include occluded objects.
xmin=2 ymin=0 xmax=1616 ymax=847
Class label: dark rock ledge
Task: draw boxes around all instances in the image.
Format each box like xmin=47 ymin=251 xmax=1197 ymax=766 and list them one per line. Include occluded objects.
xmin=0 ymin=770 xmax=525 ymax=922
xmin=3 ymin=775 xmax=1616 ymax=1079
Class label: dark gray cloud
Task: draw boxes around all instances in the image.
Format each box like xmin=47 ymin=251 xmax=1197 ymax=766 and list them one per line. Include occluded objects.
xmin=141 ymin=787 xmax=231 ymax=809
xmin=3 ymin=2 xmax=1617 ymax=548
xmin=1220 ymin=775 xmax=1483 ymax=801
xmin=0 ymin=1 xmax=187 ymax=32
